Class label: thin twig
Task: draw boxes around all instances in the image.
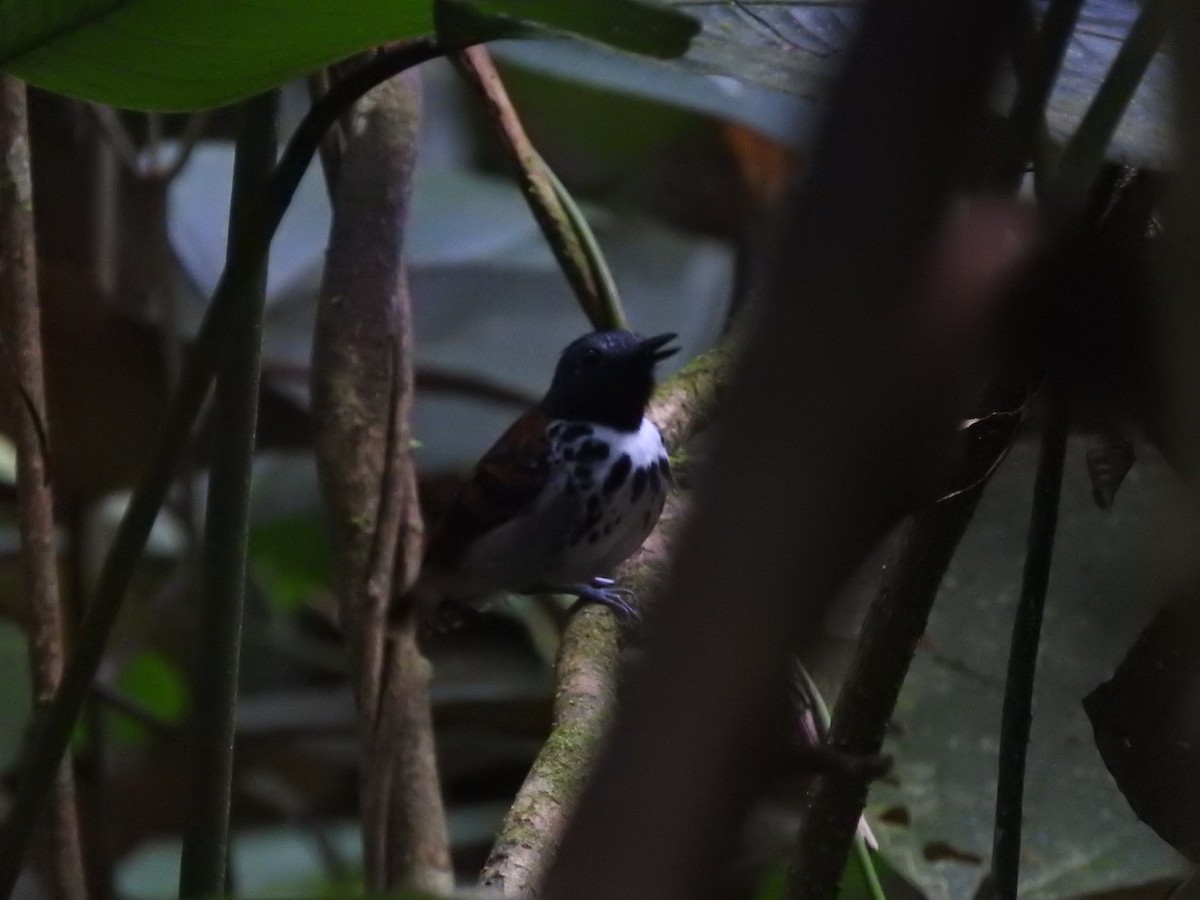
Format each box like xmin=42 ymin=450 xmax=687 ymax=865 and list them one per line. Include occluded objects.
xmin=480 ymin=344 xmax=732 ymax=894
xmin=153 ymin=111 xmax=212 ymax=183
xmin=0 ymin=40 xmax=455 ymax=897
xmin=453 ymin=46 xmax=628 ymax=331
xmin=991 ymin=394 xmax=1068 ymax=900
xmin=178 ymin=90 xmax=278 ymax=898
xmin=90 ymin=684 xmax=176 ymax=739
xmin=86 ymin=105 xmax=141 ymax=173
xmin=990 ymin=0 xmax=1087 ymax=191
xmin=791 ymin=664 xmax=886 ymax=900
xmin=87 ymin=105 xmax=211 ymax=183
xmin=787 ymin=484 xmax=1000 ymax=900
xmin=307 ymin=69 xmax=344 ymax=197
xmin=0 ymin=74 xmax=88 ymax=900
xmin=1049 ymin=0 xmax=1178 ymax=211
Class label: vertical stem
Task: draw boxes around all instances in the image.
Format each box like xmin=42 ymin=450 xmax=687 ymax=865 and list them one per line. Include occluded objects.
xmin=178 ymin=90 xmax=279 ymax=898
xmin=990 ymin=0 xmax=1087 ymax=191
xmin=1049 ymin=0 xmax=1177 ymax=212
xmin=0 ymin=45 xmax=445 ymax=900
xmin=453 ymin=46 xmax=628 ymax=330
xmin=991 ymin=394 xmax=1069 ymax=900
xmin=0 ymin=75 xmax=89 ymax=900
xmin=792 ymin=664 xmax=886 ymax=900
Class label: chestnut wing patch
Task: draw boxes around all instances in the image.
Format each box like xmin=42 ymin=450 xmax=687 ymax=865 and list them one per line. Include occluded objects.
xmin=423 ymin=410 xmax=553 ymax=570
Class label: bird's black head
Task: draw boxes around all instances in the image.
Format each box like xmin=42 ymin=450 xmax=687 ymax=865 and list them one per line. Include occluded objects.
xmin=541 ymin=330 xmax=679 ymax=432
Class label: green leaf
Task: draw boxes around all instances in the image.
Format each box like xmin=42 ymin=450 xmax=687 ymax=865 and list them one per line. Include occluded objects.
xmin=248 ymin=515 xmax=334 ymax=614
xmin=112 ymin=651 xmax=188 ymax=745
xmin=0 ymin=2 xmax=434 ymax=111
xmin=0 ymin=0 xmax=697 ymax=112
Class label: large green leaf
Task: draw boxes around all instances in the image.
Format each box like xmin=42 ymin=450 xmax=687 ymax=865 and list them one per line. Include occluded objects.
xmin=1 ymin=1 xmax=433 ymax=110
xmin=0 ymin=0 xmax=697 ymax=111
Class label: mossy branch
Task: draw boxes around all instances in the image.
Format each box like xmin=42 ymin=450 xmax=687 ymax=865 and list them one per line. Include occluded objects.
xmin=479 ymin=342 xmax=731 ymax=895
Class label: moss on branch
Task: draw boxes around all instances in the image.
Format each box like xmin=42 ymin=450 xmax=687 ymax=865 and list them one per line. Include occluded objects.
xmin=479 ymin=341 xmax=731 ymax=894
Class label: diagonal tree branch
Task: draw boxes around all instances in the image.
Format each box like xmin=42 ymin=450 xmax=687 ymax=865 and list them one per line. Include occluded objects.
xmin=453 ymin=45 xmax=628 ymax=331
xmin=0 ymin=74 xmax=87 ymax=900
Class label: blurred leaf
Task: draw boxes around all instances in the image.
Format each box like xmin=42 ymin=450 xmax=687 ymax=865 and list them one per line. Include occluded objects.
xmin=861 ymin=437 xmax=1191 ymax=898
xmin=501 ymin=0 xmax=1172 ymax=168
xmin=498 ymin=61 xmax=702 ymax=162
xmin=113 ymin=651 xmax=187 ymax=745
xmin=117 ymin=814 xmax=505 ymax=897
xmin=1084 ymin=600 xmax=1200 ymax=863
xmin=0 ymin=0 xmax=696 ymax=111
xmin=248 ymin=515 xmax=334 ymax=614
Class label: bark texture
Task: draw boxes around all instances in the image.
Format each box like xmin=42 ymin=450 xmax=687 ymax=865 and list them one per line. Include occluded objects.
xmin=310 ymin=69 xmax=451 ymax=894
xmin=0 ymin=75 xmax=87 ymax=900
xmin=479 ymin=344 xmax=731 ymax=894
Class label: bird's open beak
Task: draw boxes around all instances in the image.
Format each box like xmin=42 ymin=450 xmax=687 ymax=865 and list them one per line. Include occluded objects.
xmin=638 ymin=332 xmax=680 ymax=363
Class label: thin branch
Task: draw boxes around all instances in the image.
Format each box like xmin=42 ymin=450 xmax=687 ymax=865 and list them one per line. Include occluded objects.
xmin=990 ymin=0 xmax=1087 ymax=191
xmin=1049 ymin=0 xmax=1178 ymax=211
xmin=453 ymin=46 xmax=628 ymax=331
xmin=480 ymin=343 xmax=733 ymax=895
xmin=0 ymin=74 xmax=88 ymax=900
xmin=90 ymin=684 xmax=176 ymax=739
xmin=153 ymin=111 xmax=212 ymax=183
xmin=179 ymin=90 xmax=279 ymax=898
xmin=790 ymin=664 xmax=886 ymax=900
xmin=87 ymin=105 xmax=211 ymax=183
xmin=85 ymin=105 xmax=141 ymax=173
xmin=0 ymin=40 xmax=454 ymax=898
xmin=991 ymin=394 xmax=1069 ymax=900
xmin=787 ymin=483 xmax=1001 ymax=899
xmin=307 ymin=69 xmax=345 ymax=197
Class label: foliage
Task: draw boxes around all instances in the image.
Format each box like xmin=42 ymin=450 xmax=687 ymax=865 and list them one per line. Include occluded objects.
xmin=0 ymin=0 xmax=698 ymax=110
xmin=112 ymin=651 xmax=188 ymax=745
xmin=248 ymin=516 xmax=335 ymax=615
xmin=0 ymin=0 xmax=1191 ymax=898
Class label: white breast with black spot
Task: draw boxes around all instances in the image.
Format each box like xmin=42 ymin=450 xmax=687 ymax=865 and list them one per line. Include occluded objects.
xmin=544 ymin=417 xmax=671 ymax=581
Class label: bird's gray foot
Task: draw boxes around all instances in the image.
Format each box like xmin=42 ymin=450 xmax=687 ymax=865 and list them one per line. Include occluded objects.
xmin=546 ymin=577 xmax=638 ymax=620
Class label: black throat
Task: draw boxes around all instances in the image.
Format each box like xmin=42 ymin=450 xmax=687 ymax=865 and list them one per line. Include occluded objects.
xmin=541 ymin=372 xmax=653 ymax=432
